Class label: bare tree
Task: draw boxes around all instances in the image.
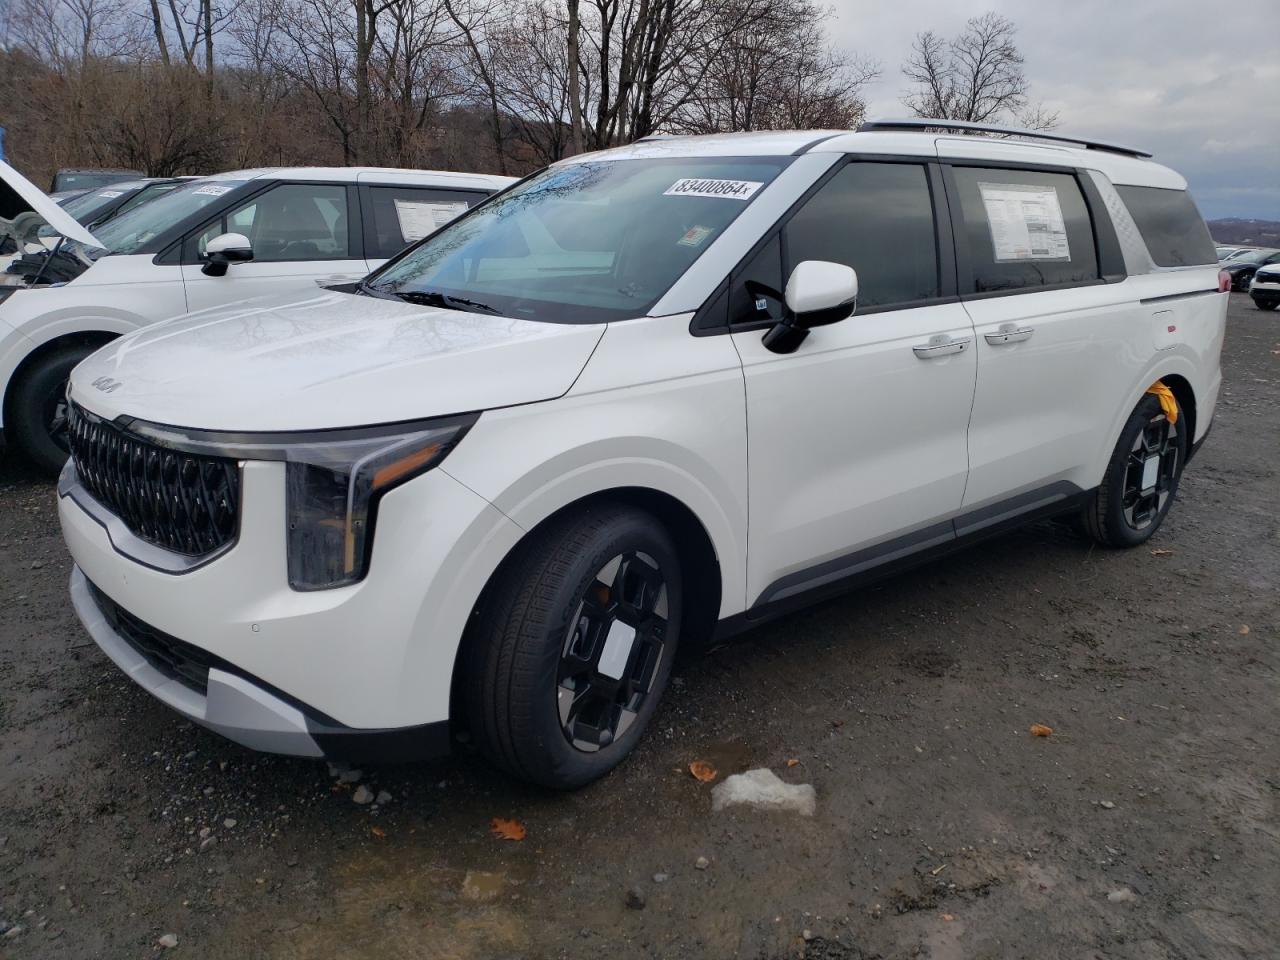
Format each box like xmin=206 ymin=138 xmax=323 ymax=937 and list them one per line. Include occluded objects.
xmin=902 ymin=12 xmax=1057 ymax=130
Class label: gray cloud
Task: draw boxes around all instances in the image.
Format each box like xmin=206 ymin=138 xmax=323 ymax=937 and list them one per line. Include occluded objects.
xmin=829 ymin=0 xmax=1280 ymax=219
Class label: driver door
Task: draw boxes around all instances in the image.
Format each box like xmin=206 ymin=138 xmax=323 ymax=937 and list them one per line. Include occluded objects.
xmin=731 ymin=160 xmax=977 ymax=608
xmin=180 ymin=182 xmax=365 ymax=313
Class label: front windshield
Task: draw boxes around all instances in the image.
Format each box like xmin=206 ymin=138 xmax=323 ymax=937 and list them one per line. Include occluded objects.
xmin=1230 ymin=249 xmax=1275 ymax=264
xmin=92 ymin=180 xmax=247 ymax=255
xmin=368 ymin=156 xmax=790 ymax=323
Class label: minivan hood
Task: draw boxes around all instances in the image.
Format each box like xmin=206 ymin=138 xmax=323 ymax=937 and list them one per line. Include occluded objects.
xmin=0 ymin=159 xmax=101 ymax=247
xmin=69 ymin=290 xmax=606 ymax=431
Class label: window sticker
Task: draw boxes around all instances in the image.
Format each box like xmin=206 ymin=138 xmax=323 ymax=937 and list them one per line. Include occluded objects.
xmin=193 ymin=184 xmax=233 ymax=197
xmin=677 ymin=225 xmax=715 ymax=247
xmin=394 ymin=199 xmax=470 ymax=242
xmin=978 ymin=182 xmax=1070 ymax=261
xmin=664 ymin=178 xmax=763 ymax=201
xmin=96 ymin=190 xmax=124 ymax=198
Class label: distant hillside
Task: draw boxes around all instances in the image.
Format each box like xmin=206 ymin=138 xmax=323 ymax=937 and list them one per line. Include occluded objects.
xmin=1208 ymin=218 xmax=1280 ymax=247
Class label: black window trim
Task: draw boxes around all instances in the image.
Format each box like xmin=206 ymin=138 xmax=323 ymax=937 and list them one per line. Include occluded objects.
xmin=938 ymin=159 xmax=1127 ymax=303
xmin=357 ymin=182 xmax=495 ymax=263
xmin=168 ymin=179 xmax=364 ymax=267
xmin=691 ymin=153 xmax=960 ymax=337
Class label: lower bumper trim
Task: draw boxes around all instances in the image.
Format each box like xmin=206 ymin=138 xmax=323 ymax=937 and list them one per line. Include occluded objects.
xmin=69 ymin=566 xmax=450 ymax=763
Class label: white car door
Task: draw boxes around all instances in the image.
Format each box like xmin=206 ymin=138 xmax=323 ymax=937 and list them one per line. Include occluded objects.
xmin=181 ymin=182 xmax=366 ymax=312
xmin=942 ymin=161 xmax=1146 ymax=514
xmin=731 ymin=160 xmax=977 ymax=609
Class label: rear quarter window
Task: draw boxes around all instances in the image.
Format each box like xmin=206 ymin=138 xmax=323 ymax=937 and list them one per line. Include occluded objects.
xmin=1116 ymin=185 xmax=1217 ymax=267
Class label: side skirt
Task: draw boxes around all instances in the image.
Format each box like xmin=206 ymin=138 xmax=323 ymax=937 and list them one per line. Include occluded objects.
xmin=713 ymin=481 xmax=1092 ymax=640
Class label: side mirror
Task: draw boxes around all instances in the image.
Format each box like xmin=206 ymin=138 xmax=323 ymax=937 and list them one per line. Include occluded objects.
xmin=201 ymin=232 xmax=253 ymax=276
xmin=762 ymin=260 xmax=858 ymax=354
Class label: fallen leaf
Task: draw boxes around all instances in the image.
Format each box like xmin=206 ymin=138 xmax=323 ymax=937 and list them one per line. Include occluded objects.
xmin=490 ymin=817 xmax=526 ymax=841
xmin=1029 ymin=723 xmax=1054 ymax=737
xmin=786 ymin=758 xmax=800 ymax=768
xmin=370 ymin=826 xmax=387 ymax=839
xmin=1239 ymin=624 xmax=1250 ymax=635
xmin=689 ymin=760 xmax=717 ymax=783
xmin=1150 ymin=548 xmax=1173 ymax=556
xmin=942 ymin=913 xmax=956 ymax=921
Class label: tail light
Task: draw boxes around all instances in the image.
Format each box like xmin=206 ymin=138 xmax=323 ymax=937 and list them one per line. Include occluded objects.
xmin=1218 ymin=270 xmax=1231 ymax=292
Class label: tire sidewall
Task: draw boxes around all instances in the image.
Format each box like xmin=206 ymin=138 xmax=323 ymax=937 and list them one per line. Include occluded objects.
xmin=524 ymin=513 xmax=682 ymax=789
xmin=1099 ymin=394 xmax=1188 ymax=547
xmin=11 ymin=347 xmax=89 ymax=476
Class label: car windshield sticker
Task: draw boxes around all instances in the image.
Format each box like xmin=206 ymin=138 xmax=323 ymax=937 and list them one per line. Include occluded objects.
xmin=394 ymin=199 xmax=470 ymax=242
xmin=664 ymin=178 xmax=763 ymax=201
xmin=978 ymin=182 xmax=1071 ymax=261
xmin=96 ymin=190 xmax=124 ymax=198
xmin=192 ymin=184 xmax=234 ymax=197
xmin=677 ymin=225 xmax=715 ymax=247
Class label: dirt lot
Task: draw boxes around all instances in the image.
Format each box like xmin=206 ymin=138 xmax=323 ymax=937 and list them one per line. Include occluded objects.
xmin=1 ymin=293 xmax=1276 ymax=960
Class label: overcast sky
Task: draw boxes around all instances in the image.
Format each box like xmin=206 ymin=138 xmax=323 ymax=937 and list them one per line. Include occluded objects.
xmin=829 ymin=0 xmax=1280 ymax=221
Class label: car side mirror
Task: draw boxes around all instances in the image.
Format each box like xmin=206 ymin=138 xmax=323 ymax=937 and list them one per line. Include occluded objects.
xmin=761 ymin=260 xmax=858 ymax=354
xmin=201 ymin=232 xmax=254 ymax=276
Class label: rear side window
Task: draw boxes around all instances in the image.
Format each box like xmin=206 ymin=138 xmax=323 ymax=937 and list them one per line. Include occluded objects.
xmin=364 ymin=186 xmax=486 ymax=260
xmin=784 ymin=161 xmax=940 ymax=309
xmin=951 ymin=167 xmax=1098 ymax=293
xmin=1115 ymin=185 xmax=1216 ymax=267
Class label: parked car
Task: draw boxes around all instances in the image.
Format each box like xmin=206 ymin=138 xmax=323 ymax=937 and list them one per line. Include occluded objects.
xmin=49 ymin=168 xmax=144 ymax=199
xmin=58 ymin=121 xmax=1226 ymax=789
xmin=1249 ymin=264 xmax=1280 ymax=310
xmin=0 ymin=163 xmax=515 ymax=473
xmin=52 ymin=177 xmax=196 ymax=232
xmin=1220 ymin=247 xmax=1280 ymax=290
xmin=1216 ymin=244 xmax=1250 ymax=261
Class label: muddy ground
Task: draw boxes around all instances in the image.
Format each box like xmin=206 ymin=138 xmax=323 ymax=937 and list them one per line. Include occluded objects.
xmin=1 ymin=293 xmax=1276 ymax=960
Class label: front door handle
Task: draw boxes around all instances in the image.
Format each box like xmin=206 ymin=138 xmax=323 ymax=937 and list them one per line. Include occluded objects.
xmin=984 ymin=323 xmax=1035 ymax=345
xmin=913 ymin=335 xmax=972 ymax=359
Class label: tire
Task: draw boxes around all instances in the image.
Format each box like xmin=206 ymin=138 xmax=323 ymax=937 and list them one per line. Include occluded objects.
xmin=1253 ymin=298 xmax=1278 ymax=311
xmin=8 ymin=345 xmax=94 ymax=476
xmin=464 ymin=504 xmax=682 ymax=789
xmin=1233 ymin=273 xmax=1252 ymax=292
xmin=1080 ymin=393 xmax=1188 ymax=548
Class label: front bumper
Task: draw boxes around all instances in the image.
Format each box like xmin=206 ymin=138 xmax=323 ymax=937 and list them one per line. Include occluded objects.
xmin=70 ymin=565 xmax=451 ymax=761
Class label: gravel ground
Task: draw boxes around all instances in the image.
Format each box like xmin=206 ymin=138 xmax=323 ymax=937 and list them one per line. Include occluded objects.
xmin=1 ymin=293 xmax=1276 ymax=960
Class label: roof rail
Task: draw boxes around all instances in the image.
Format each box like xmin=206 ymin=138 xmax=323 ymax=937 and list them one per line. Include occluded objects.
xmin=857 ymin=118 xmax=1153 ymax=159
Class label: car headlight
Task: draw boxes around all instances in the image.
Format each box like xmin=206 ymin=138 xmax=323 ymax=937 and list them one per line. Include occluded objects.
xmin=129 ymin=413 xmax=478 ymax=590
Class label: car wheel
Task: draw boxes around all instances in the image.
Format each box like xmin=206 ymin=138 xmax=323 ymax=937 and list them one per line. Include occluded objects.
xmin=9 ymin=345 xmax=92 ymax=476
xmin=1080 ymin=393 xmax=1187 ymax=548
xmin=1254 ymin=298 xmax=1278 ymax=311
xmin=464 ymin=503 xmax=682 ymax=789
xmin=1234 ymin=273 xmax=1252 ymax=292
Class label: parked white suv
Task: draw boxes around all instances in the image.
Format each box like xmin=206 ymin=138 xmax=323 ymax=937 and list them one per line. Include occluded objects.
xmin=0 ymin=163 xmax=514 ymax=473
xmin=59 ymin=121 xmax=1227 ymax=788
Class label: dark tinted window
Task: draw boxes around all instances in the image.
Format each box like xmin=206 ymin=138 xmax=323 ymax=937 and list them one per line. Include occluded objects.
xmin=365 ymin=186 xmax=487 ymax=259
xmin=784 ymin=162 xmax=939 ymax=309
xmin=952 ymin=166 xmax=1098 ymax=292
xmin=192 ymin=183 xmax=351 ymax=262
xmin=1116 ymin=185 xmax=1216 ymax=267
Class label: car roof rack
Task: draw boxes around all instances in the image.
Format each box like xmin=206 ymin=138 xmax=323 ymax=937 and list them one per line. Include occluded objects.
xmin=857 ymin=118 xmax=1153 ymax=159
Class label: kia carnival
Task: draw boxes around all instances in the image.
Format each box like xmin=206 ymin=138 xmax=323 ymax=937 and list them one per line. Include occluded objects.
xmin=59 ymin=121 xmax=1227 ymax=789
xmin=0 ymin=163 xmax=515 ymax=473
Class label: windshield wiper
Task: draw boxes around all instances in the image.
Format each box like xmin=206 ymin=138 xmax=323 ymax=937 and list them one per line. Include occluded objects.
xmin=355 ymin=279 xmax=398 ymax=300
xmin=391 ymin=289 xmax=501 ymax=314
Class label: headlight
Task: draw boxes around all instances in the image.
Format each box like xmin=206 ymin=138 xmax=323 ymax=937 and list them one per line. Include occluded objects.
xmin=129 ymin=413 xmax=478 ymax=590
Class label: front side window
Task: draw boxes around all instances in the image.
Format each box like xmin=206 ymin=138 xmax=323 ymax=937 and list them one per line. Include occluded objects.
xmin=365 ymin=186 xmax=487 ymax=260
xmin=194 ymin=183 xmax=351 ymax=262
xmin=951 ymin=166 xmax=1099 ymax=292
xmin=783 ymin=161 xmax=940 ymax=310
xmin=368 ymin=157 xmax=790 ymax=324
xmin=1116 ymin=185 xmax=1216 ymax=267
xmin=93 ymin=180 xmax=248 ymax=255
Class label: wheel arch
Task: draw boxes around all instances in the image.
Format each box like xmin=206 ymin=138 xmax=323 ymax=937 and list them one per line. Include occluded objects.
xmin=1091 ymin=359 xmax=1200 ymax=483
xmin=2 ymin=329 xmax=120 ymax=430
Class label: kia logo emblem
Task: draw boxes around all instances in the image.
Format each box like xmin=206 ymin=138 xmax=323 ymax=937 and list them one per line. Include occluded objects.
xmin=92 ymin=376 xmax=123 ymax=393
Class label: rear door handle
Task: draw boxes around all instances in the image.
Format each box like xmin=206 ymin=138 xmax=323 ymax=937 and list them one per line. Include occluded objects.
xmin=984 ymin=323 xmax=1034 ymax=345
xmin=913 ymin=335 xmax=972 ymax=359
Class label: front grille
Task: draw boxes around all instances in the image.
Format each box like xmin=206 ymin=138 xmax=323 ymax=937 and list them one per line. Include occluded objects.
xmin=88 ymin=580 xmax=215 ymax=695
xmin=67 ymin=403 xmax=240 ymax=557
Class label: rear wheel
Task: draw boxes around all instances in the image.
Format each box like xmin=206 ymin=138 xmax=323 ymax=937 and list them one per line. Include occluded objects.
xmin=9 ymin=345 xmax=94 ymax=476
xmin=1253 ymin=297 xmax=1278 ymax=311
xmin=1080 ymin=393 xmax=1187 ymax=548
xmin=464 ymin=504 xmax=682 ymax=789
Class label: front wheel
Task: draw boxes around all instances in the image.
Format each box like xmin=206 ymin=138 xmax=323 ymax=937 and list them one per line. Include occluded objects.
xmin=9 ymin=345 xmax=95 ymax=476
xmin=1253 ymin=297 xmax=1278 ymax=311
xmin=1080 ymin=393 xmax=1187 ymax=548
xmin=464 ymin=504 xmax=682 ymax=789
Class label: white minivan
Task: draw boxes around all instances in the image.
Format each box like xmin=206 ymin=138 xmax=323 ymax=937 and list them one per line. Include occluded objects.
xmin=59 ymin=121 xmax=1227 ymax=788
xmin=0 ymin=163 xmax=514 ymax=472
